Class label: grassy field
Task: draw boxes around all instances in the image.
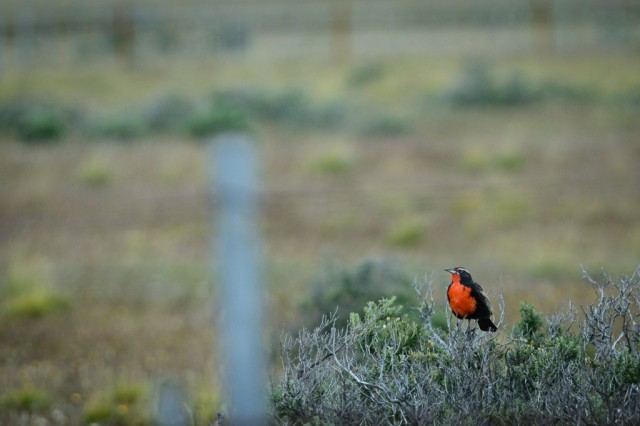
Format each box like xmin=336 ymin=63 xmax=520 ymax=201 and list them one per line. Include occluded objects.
xmin=1 ymin=52 xmax=640 ymax=423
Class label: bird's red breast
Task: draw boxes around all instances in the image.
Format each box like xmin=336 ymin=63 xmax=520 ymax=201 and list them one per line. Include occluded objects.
xmin=447 ymin=273 xmax=477 ymax=319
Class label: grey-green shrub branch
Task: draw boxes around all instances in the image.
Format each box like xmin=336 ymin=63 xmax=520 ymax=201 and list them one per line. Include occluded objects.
xmin=271 ymin=266 xmax=640 ymax=425
xmin=581 ymin=266 xmax=640 ymax=359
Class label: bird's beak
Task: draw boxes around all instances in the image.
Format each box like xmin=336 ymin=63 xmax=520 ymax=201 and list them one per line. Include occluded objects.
xmin=445 ymin=268 xmax=456 ymax=274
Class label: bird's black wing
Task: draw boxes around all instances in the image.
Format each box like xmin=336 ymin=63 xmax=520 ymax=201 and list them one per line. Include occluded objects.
xmin=468 ymin=281 xmax=493 ymax=319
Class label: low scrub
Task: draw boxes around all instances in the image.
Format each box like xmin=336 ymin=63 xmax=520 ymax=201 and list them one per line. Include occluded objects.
xmin=212 ymin=88 xmax=346 ymax=129
xmin=0 ymin=70 xmax=633 ymax=143
xmin=271 ymin=266 xmax=640 ymax=425
xmin=89 ymin=110 xmax=148 ymax=141
xmin=444 ymin=62 xmax=597 ymax=107
xmin=0 ymin=98 xmax=77 ymax=143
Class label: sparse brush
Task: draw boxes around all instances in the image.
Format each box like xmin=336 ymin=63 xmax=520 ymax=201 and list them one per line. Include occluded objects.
xmin=271 ymin=266 xmax=640 ymax=425
xmin=358 ymin=113 xmax=411 ymax=138
xmin=89 ymin=110 xmax=147 ymax=141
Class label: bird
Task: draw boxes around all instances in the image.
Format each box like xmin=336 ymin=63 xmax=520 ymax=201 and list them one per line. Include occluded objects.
xmin=445 ymin=267 xmax=497 ymax=332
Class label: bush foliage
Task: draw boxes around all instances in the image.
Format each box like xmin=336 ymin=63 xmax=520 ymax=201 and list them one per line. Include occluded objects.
xmin=271 ymin=267 xmax=640 ymax=425
xmin=301 ymin=259 xmax=418 ymax=330
xmin=0 ymin=98 xmax=76 ymax=142
xmin=444 ymin=62 xmax=596 ymax=107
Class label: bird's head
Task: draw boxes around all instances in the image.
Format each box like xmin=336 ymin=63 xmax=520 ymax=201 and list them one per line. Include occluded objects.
xmin=445 ymin=266 xmax=473 ymax=283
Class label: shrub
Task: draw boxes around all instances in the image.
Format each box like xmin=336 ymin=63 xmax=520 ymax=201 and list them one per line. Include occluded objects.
xmin=0 ymin=98 xmax=74 ymax=143
xmin=90 ymin=111 xmax=147 ymax=141
xmin=187 ymin=100 xmax=251 ymax=139
xmin=539 ymin=80 xmax=597 ymax=103
xmin=271 ymin=266 xmax=640 ymax=425
xmin=212 ymin=88 xmax=346 ymax=129
xmin=216 ymin=22 xmax=250 ymax=51
xmin=345 ymin=63 xmax=385 ymax=88
xmin=17 ymin=106 xmax=66 ymax=142
xmin=144 ymin=94 xmax=194 ymax=132
xmin=358 ymin=113 xmax=410 ymax=138
xmin=513 ymin=301 xmax=545 ymax=343
xmin=248 ymin=89 xmax=309 ymax=123
xmin=301 ymin=258 xmax=416 ymax=329
xmin=444 ymin=63 xmax=601 ymax=108
xmin=445 ymin=63 xmax=540 ymax=107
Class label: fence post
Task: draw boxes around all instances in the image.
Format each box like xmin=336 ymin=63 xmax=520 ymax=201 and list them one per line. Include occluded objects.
xmin=210 ymin=133 xmax=266 ymax=425
xmin=531 ymin=0 xmax=554 ymax=55
xmin=330 ymin=0 xmax=352 ymax=64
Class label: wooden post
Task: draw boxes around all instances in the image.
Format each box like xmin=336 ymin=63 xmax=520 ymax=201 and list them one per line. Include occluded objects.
xmin=210 ymin=133 xmax=266 ymax=425
xmin=531 ymin=0 xmax=554 ymax=55
xmin=112 ymin=0 xmax=135 ymax=66
xmin=330 ymin=0 xmax=352 ymax=64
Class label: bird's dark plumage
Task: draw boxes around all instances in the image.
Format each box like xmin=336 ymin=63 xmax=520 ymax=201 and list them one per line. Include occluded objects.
xmin=446 ymin=267 xmax=497 ymax=332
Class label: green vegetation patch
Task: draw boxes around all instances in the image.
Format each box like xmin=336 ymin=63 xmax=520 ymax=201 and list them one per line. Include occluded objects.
xmin=444 ymin=62 xmax=599 ymax=108
xmin=75 ymin=156 xmax=115 ymax=187
xmin=3 ymin=288 xmax=69 ymax=319
xmin=84 ymin=383 xmax=150 ymax=425
xmin=89 ymin=110 xmax=148 ymax=141
xmin=358 ymin=112 xmax=411 ymax=138
xmin=0 ymin=388 xmax=51 ymax=412
xmin=187 ymin=99 xmax=252 ymax=139
xmin=457 ymin=147 xmax=528 ymax=174
xmin=1 ymin=260 xmax=70 ymax=319
xmin=309 ymin=151 xmax=353 ymax=175
xmin=386 ymin=218 xmax=428 ymax=248
xmin=0 ymin=98 xmax=76 ymax=143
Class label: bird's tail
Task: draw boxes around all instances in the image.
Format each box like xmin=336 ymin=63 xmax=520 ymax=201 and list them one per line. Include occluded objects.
xmin=478 ymin=318 xmax=497 ymax=332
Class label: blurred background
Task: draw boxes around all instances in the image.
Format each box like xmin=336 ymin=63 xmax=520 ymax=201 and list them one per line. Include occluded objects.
xmin=0 ymin=0 xmax=639 ymax=423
